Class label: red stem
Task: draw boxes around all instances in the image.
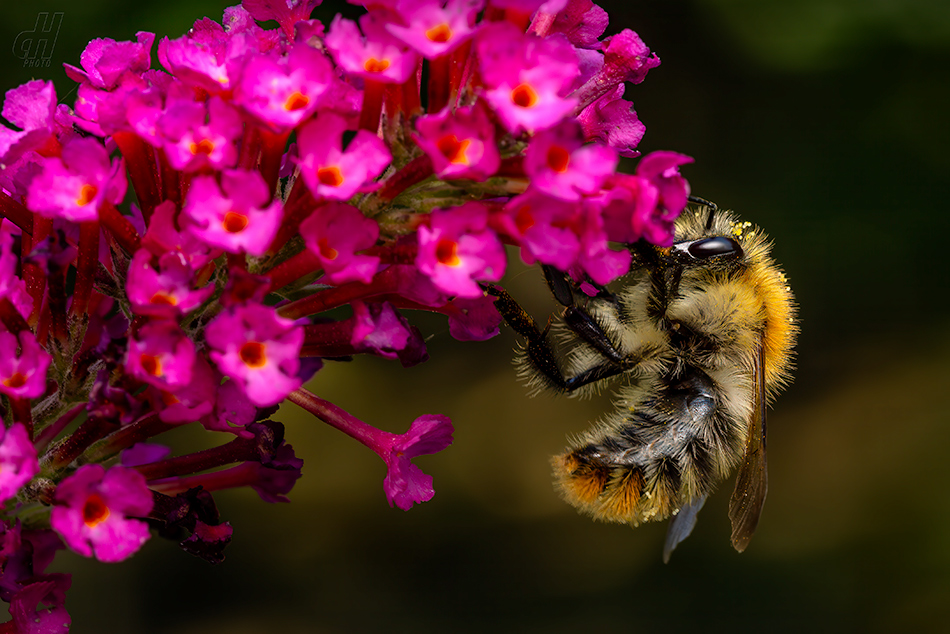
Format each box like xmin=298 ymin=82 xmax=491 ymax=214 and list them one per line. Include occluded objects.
xmin=286 ymin=388 xmax=391 ymax=455
xmin=376 ymin=154 xmax=434 ymax=202
xmin=265 ymin=248 xmax=323 ymax=292
xmin=71 ymin=220 xmax=100 ymax=318
xmin=259 ymin=129 xmax=291 ymax=199
xmin=34 ymin=402 xmax=86 ymax=453
xmin=134 ymin=434 xmax=262 ymax=481
xmin=79 ymin=413 xmax=176 ymax=465
xmin=428 ymin=54 xmax=451 ymax=114
xmin=0 ymin=192 xmax=34 ymax=235
xmin=9 ymin=397 xmax=33 ymax=440
xmin=24 ymin=215 xmax=52 ymax=327
xmin=112 ymin=131 xmax=162 ymax=223
xmin=359 ymin=79 xmax=386 ymax=133
xmin=99 ymin=203 xmax=142 ymax=254
xmin=275 ymin=265 xmax=408 ymax=320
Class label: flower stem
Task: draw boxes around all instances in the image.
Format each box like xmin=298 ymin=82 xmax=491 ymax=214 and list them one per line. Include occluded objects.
xmin=71 ymin=220 xmax=100 ymax=318
xmin=359 ymin=79 xmax=386 ymax=133
xmin=99 ymin=202 xmax=142 ymax=254
xmin=0 ymin=191 xmax=34 ymax=235
xmin=286 ymin=388 xmax=392 ymax=455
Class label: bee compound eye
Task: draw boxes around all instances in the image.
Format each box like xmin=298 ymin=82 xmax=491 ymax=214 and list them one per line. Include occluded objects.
xmin=687 ymin=237 xmax=743 ymax=259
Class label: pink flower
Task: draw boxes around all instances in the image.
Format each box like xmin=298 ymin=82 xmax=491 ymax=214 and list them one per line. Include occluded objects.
xmin=234 ymin=44 xmax=333 ymax=130
xmin=524 ymin=120 xmax=617 ymax=200
xmin=386 ymin=0 xmax=483 ymax=58
xmin=0 ymin=80 xmax=58 ymax=165
xmin=0 ymin=423 xmax=40 ymax=503
xmin=50 ymin=464 xmax=153 ymax=562
xmin=125 ymin=320 xmax=196 ymax=391
xmin=299 ymin=201 xmax=381 ymax=285
xmin=576 ymin=84 xmax=645 ymax=158
xmin=288 ymin=391 xmax=454 ymax=510
xmin=599 ymin=151 xmax=693 ymax=247
xmin=413 ymin=104 xmax=500 ymax=181
xmin=380 ymin=415 xmax=454 ymax=510
xmin=64 ymin=32 xmax=155 ymax=90
xmin=325 ymin=11 xmax=421 ymax=84
xmin=0 ymin=233 xmax=31 ymax=321
xmin=476 ymin=22 xmax=579 ymax=133
xmin=182 ymin=169 xmax=283 ymax=256
xmin=205 ymin=303 xmax=304 ymax=407
xmin=0 ymin=330 xmax=52 ymax=400
xmin=126 ymin=249 xmax=214 ymax=317
xmin=242 ymin=0 xmax=322 ymax=37
xmin=159 ymin=93 xmax=243 ymax=172
xmin=497 ymin=190 xmax=580 ymax=269
xmin=417 ymin=202 xmax=506 ymax=298
xmin=295 ymin=112 xmax=392 ymax=201
xmin=26 ymin=137 xmax=127 ymax=222
xmin=574 ymin=201 xmax=631 ymax=285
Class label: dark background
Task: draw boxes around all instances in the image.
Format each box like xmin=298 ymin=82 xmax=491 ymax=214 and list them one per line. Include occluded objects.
xmin=3 ymin=1 xmax=949 ymax=631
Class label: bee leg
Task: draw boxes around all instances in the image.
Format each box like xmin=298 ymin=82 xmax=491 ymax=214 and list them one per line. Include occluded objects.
xmin=539 ymin=265 xmax=626 ymax=365
xmin=485 ymin=284 xmax=570 ymax=391
xmin=486 ymin=282 xmax=631 ymax=394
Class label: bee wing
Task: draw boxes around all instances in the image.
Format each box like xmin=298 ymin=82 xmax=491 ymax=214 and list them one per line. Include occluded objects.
xmin=728 ymin=342 xmax=768 ymax=552
xmin=663 ymin=494 xmax=707 ymax=564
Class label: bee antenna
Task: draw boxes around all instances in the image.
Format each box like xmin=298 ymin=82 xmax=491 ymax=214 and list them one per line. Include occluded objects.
xmin=687 ymin=196 xmax=719 ymax=232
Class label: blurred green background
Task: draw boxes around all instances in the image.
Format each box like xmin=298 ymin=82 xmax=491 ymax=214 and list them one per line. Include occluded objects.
xmin=2 ymin=0 xmax=950 ymax=631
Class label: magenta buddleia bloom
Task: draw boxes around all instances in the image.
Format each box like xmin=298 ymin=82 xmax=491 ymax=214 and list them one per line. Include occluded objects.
xmin=441 ymin=295 xmax=502 ymax=342
xmin=160 ymin=94 xmax=243 ymax=171
xmin=298 ymin=201 xmax=381 ymax=284
xmin=26 ymin=137 xmax=126 ymax=222
xmin=50 ymin=465 xmax=153 ymax=562
xmin=126 ymin=249 xmax=215 ymax=317
xmin=414 ymin=104 xmax=500 ymax=181
xmin=498 ymin=190 xmax=580 ymax=269
xmin=125 ymin=320 xmax=196 ymax=391
xmin=0 ymin=80 xmax=57 ymax=165
xmin=0 ymin=233 xmax=31 ymax=320
xmin=576 ymin=84 xmax=646 ymax=158
xmin=0 ymin=423 xmax=39 ymax=503
xmin=524 ymin=120 xmax=618 ymax=200
xmin=325 ymin=12 xmax=420 ymax=83
xmin=63 ymin=32 xmax=155 ymax=90
xmin=287 ymin=391 xmax=454 ymax=510
xmin=600 ymin=151 xmax=693 ymax=247
xmin=243 ymin=0 xmax=323 ymax=36
xmin=574 ymin=202 xmax=632 ymax=285
xmin=141 ymin=200 xmax=220 ymax=269
xmin=381 ymin=415 xmax=454 ymax=510
xmin=386 ymin=0 xmax=483 ymax=58
xmin=350 ymin=301 xmax=426 ymax=362
xmin=8 ymin=579 xmax=71 ymax=634
xmin=205 ymin=303 xmax=304 ymax=407
xmin=182 ymin=169 xmax=283 ymax=256
xmin=0 ymin=330 xmax=52 ymax=399
xmin=417 ymin=202 xmax=506 ymax=298
xmin=151 ymin=354 xmax=217 ymax=425
xmin=157 ymin=19 xmax=242 ymax=92
xmin=295 ymin=112 xmax=392 ymax=201
xmin=235 ymin=44 xmax=332 ymax=130
xmin=476 ymin=21 xmax=579 ymax=133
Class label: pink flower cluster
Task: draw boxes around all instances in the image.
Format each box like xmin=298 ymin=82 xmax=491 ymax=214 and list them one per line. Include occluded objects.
xmin=0 ymin=0 xmax=691 ymax=628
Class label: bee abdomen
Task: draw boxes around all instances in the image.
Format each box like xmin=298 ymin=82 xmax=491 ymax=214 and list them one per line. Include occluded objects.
xmin=552 ymin=439 xmax=686 ymax=525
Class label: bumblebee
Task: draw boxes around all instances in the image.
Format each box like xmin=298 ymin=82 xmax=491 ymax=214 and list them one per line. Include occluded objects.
xmin=488 ymin=200 xmax=797 ymax=560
